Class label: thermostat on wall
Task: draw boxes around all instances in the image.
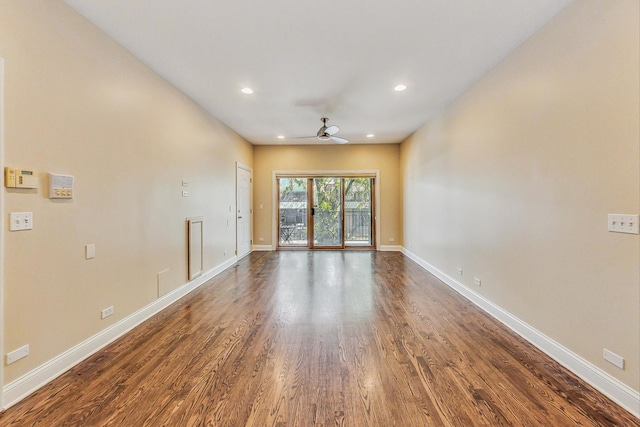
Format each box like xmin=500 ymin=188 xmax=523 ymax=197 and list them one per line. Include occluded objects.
xmin=4 ymin=167 xmax=38 ymax=188
xmin=48 ymin=173 xmax=74 ymax=199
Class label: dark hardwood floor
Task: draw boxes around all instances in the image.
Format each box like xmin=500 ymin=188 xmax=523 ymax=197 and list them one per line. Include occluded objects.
xmin=1 ymin=251 xmax=637 ymax=426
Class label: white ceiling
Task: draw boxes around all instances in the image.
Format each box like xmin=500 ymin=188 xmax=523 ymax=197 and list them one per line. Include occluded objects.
xmin=65 ymin=0 xmax=573 ymax=145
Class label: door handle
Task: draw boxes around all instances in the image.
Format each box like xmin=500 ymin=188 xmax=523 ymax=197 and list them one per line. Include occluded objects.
xmin=311 ymin=208 xmax=315 ymax=216
xmin=238 ymin=216 xmax=242 ymax=219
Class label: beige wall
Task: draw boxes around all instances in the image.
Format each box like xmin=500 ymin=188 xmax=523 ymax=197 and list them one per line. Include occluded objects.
xmin=1 ymin=0 xmax=252 ymax=383
xmin=2 ymin=0 xmax=638 ymax=407
xmin=253 ymin=144 xmax=402 ymax=248
xmin=401 ymin=0 xmax=639 ymax=391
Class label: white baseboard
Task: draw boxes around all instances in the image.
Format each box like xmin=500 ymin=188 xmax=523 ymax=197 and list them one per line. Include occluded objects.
xmin=401 ymin=247 xmax=640 ymax=418
xmin=379 ymin=245 xmax=402 ymax=252
xmin=2 ymin=256 xmax=238 ymax=410
xmin=252 ymin=244 xmax=274 ymax=251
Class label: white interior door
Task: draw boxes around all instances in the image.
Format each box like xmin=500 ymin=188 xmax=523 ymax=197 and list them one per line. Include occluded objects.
xmin=236 ymin=164 xmax=252 ymax=259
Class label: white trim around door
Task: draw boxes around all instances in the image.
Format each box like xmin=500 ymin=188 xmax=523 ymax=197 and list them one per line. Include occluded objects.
xmin=0 ymin=58 xmax=6 ymax=408
xmin=236 ymin=162 xmax=252 ymax=259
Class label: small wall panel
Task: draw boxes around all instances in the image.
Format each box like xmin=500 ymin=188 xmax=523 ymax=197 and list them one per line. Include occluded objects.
xmin=187 ymin=217 xmax=203 ymax=280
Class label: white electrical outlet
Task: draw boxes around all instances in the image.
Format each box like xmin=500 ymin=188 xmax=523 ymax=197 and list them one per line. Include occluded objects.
xmin=389 ymin=237 xmax=395 ymax=242
xmin=608 ymin=214 xmax=639 ymax=234
xmin=6 ymin=344 xmax=29 ymax=365
xmin=258 ymin=237 xmax=264 ymax=242
xmin=101 ymin=306 xmax=114 ymax=319
xmin=182 ymin=190 xmax=188 ymax=197
xmin=474 ymin=277 xmax=481 ymax=286
xmin=603 ymin=348 xmax=624 ymax=369
xmin=456 ymin=268 xmax=463 ymax=275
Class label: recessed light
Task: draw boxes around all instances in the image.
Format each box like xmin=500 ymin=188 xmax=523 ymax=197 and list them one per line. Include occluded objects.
xmin=394 ymin=84 xmax=407 ymax=92
xmin=277 ymin=135 xmax=285 ymax=139
xmin=366 ymin=134 xmax=375 ymax=138
xmin=241 ymin=87 xmax=254 ymax=95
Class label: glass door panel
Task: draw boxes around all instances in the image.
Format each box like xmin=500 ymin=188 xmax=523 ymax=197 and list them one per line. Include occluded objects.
xmin=344 ymin=178 xmax=373 ymax=247
xmin=278 ymin=177 xmax=308 ymax=247
xmin=312 ymin=177 xmax=343 ymax=247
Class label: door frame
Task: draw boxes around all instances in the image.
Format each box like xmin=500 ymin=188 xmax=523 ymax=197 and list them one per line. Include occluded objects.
xmin=272 ymin=170 xmax=380 ymax=250
xmin=0 ymin=58 xmax=5 ymax=408
xmin=236 ymin=162 xmax=252 ymax=259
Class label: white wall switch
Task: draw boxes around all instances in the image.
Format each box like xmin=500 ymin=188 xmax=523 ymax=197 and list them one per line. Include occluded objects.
xmin=608 ymin=214 xmax=639 ymax=234
xmin=457 ymin=268 xmax=464 ymax=275
xmin=9 ymin=212 xmax=33 ymax=231
xmin=181 ymin=180 xmax=188 ymax=187
xmin=474 ymin=277 xmax=482 ymax=286
xmin=6 ymin=344 xmax=29 ymax=365
xmin=603 ymin=348 xmax=624 ymax=369
xmin=85 ymin=244 xmax=96 ymax=259
xmin=182 ymin=190 xmax=188 ymax=197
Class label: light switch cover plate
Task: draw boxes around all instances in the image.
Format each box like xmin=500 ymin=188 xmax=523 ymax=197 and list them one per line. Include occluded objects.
xmin=608 ymin=214 xmax=639 ymax=234
xmin=9 ymin=212 xmax=33 ymax=231
xmin=85 ymin=244 xmax=96 ymax=259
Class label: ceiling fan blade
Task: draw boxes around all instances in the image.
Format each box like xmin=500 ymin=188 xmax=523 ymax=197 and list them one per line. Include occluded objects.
xmin=325 ymin=125 xmax=339 ymax=135
xmin=330 ymin=136 xmax=348 ymax=144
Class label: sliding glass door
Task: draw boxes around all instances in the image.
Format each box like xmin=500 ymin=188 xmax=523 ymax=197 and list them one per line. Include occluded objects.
xmin=344 ymin=177 xmax=373 ymax=247
xmin=278 ymin=175 xmax=375 ymax=250
xmin=312 ymin=177 xmax=343 ymax=248
xmin=278 ymin=177 xmax=309 ymax=247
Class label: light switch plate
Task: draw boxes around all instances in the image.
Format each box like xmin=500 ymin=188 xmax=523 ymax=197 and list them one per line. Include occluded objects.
xmin=85 ymin=244 xmax=96 ymax=259
xmin=9 ymin=212 xmax=33 ymax=231
xmin=608 ymin=214 xmax=639 ymax=234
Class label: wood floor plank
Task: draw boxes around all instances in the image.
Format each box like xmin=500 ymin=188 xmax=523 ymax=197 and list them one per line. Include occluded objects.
xmin=1 ymin=251 xmax=637 ymax=426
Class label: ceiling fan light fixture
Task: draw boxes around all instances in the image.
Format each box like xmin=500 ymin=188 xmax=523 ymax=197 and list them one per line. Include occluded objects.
xmin=394 ymin=84 xmax=407 ymax=92
xmin=296 ymin=117 xmax=349 ymax=144
xmin=241 ymin=87 xmax=254 ymax=95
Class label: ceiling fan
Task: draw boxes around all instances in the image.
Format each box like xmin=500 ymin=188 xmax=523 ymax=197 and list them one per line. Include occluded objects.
xmin=298 ymin=117 xmax=348 ymax=144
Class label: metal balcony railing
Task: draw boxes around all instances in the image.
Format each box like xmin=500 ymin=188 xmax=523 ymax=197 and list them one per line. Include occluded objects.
xmin=279 ymin=208 xmax=372 ymax=246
